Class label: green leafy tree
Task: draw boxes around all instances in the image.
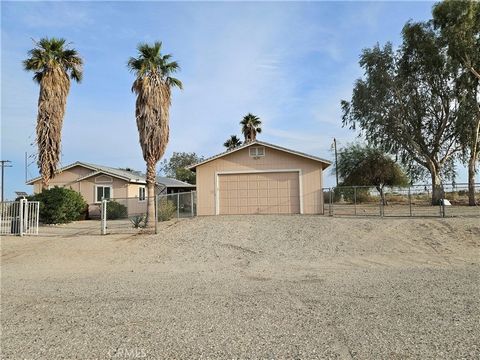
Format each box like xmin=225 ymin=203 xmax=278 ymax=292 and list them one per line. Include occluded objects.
xmin=159 ymin=152 xmax=203 ymax=184
xmin=23 ymin=38 xmax=83 ymax=190
xmin=127 ymin=41 xmax=182 ymax=228
xmin=223 ymin=135 xmax=242 ymax=150
xmin=335 ymin=144 xmax=409 ymax=205
xmin=240 ymin=113 xmax=262 ymax=142
xmin=433 ymin=0 xmax=480 ymax=205
xmin=341 ymin=21 xmax=462 ymax=204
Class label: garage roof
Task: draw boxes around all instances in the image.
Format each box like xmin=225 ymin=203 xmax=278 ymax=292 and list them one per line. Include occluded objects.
xmin=187 ymin=140 xmax=332 ymax=171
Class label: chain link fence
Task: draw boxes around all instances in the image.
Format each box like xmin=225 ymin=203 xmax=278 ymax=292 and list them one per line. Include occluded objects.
xmin=156 ymin=191 xmax=196 ymax=221
xmin=323 ymin=183 xmax=480 ymax=218
xmin=99 ymin=191 xmax=197 ymax=235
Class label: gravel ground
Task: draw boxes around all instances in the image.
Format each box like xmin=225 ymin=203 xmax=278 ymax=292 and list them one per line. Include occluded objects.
xmin=1 ymin=215 xmax=479 ymax=359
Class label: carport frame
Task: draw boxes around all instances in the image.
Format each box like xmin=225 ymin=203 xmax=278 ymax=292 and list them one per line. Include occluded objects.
xmin=214 ymin=169 xmax=304 ymax=215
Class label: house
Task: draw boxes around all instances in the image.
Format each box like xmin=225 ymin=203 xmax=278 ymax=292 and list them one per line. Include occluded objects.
xmin=26 ymin=161 xmax=195 ymax=217
xmin=187 ymin=140 xmax=331 ymax=215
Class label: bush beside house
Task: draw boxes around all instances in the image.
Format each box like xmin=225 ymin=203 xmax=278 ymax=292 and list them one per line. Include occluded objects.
xmin=106 ymin=200 xmax=128 ymax=220
xmin=28 ymin=187 xmax=87 ymax=224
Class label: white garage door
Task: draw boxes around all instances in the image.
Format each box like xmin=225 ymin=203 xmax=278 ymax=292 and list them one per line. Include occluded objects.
xmin=218 ymin=172 xmax=300 ymax=215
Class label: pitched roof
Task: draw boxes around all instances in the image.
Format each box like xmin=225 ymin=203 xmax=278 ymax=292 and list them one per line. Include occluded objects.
xmin=26 ymin=161 xmax=195 ymax=188
xmin=187 ymin=140 xmax=332 ymax=170
xmin=156 ymin=176 xmax=195 ymax=188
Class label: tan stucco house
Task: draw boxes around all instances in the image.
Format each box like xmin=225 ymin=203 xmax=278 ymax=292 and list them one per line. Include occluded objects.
xmin=188 ymin=140 xmax=331 ymax=216
xmin=26 ymin=162 xmax=195 ymax=217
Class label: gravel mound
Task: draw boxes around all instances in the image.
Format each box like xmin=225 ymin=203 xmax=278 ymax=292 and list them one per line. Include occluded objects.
xmin=1 ymin=215 xmax=479 ymax=358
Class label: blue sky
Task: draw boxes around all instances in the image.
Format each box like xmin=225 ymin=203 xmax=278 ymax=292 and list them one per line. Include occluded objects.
xmin=1 ymin=1 xmax=474 ymax=200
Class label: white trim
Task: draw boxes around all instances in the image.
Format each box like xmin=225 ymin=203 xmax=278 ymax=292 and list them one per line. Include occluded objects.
xmin=94 ymin=185 xmax=113 ymax=203
xmin=215 ymin=169 xmax=303 ymax=215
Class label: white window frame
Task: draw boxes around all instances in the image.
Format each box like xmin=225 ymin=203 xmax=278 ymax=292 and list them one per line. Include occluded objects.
xmin=138 ymin=186 xmax=146 ymax=202
xmin=249 ymin=146 xmax=265 ymax=158
xmin=214 ymin=169 xmax=303 ymax=215
xmin=95 ymin=185 xmax=113 ymax=203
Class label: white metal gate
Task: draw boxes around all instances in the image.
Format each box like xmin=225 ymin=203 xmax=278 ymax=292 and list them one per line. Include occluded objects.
xmin=0 ymin=199 xmax=40 ymax=236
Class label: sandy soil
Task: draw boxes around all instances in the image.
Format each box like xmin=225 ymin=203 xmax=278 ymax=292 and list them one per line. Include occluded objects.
xmin=1 ymin=215 xmax=479 ymax=359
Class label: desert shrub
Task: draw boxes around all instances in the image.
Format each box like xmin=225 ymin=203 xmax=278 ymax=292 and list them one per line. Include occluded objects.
xmin=28 ymin=187 xmax=87 ymax=224
xmin=130 ymin=215 xmax=146 ymax=228
xmin=106 ymin=200 xmax=128 ymax=220
xmin=158 ymin=198 xmax=176 ymax=221
xmin=333 ymin=186 xmax=372 ymax=203
xmin=444 ymin=191 xmax=459 ymax=201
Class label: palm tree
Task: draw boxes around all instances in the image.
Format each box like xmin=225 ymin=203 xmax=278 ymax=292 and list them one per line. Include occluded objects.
xmin=240 ymin=113 xmax=262 ymax=142
xmin=223 ymin=135 xmax=242 ymax=150
xmin=23 ymin=38 xmax=83 ymax=190
xmin=128 ymin=42 xmax=182 ymax=228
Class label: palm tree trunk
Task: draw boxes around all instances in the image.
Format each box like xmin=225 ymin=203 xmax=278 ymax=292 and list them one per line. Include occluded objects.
xmin=36 ymin=68 xmax=70 ymax=189
xmin=145 ymin=158 xmax=156 ymax=229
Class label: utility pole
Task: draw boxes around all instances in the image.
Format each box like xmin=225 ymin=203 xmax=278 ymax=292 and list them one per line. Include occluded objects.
xmin=333 ymin=138 xmax=339 ymax=187
xmin=0 ymin=160 xmax=12 ymax=202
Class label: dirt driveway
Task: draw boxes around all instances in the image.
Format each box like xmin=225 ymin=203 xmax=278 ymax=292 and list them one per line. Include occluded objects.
xmin=1 ymin=215 xmax=479 ymax=359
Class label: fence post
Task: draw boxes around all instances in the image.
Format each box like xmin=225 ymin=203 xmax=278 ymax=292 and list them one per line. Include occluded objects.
xmin=36 ymin=201 xmax=40 ymax=235
xmin=328 ymin=188 xmax=333 ymax=216
xmin=177 ymin=193 xmax=180 ymax=219
xmin=191 ymin=191 xmax=194 ymax=217
xmin=379 ymin=197 xmax=384 ymax=217
xmin=23 ymin=199 xmax=29 ymax=235
xmin=19 ymin=199 xmax=25 ymax=237
xmin=101 ymin=199 xmax=107 ymax=235
xmin=155 ymin=194 xmax=158 ymax=234
xmin=354 ymin=187 xmax=357 ymax=216
xmin=408 ymin=187 xmax=412 ymax=217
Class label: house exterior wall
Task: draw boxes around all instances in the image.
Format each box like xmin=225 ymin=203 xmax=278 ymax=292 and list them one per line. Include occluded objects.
xmin=31 ymin=166 xmax=136 ymax=218
xmin=32 ymin=165 xmax=92 ymax=194
xmin=195 ymin=145 xmax=326 ymax=216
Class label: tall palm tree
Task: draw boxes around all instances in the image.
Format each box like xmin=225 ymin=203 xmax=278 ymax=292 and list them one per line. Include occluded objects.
xmin=240 ymin=113 xmax=262 ymax=142
xmin=223 ymin=135 xmax=242 ymax=150
xmin=128 ymin=41 xmax=182 ymax=228
xmin=23 ymin=38 xmax=83 ymax=190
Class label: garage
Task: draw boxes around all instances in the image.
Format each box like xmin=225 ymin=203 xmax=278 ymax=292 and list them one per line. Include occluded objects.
xmin=218 ymin=172 xmax=300 ymax=215
xmin=187 ymin=140 xmax=331 ymax=216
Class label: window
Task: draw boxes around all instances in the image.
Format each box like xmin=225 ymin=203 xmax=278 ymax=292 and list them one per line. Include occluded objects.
xmin=96 ymin=185 xmax=112 ymax=202
xmin=138 ymin=186 xmax=146 ymax=201
xmin=249 ymin=146 xmax=265 ymax=157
